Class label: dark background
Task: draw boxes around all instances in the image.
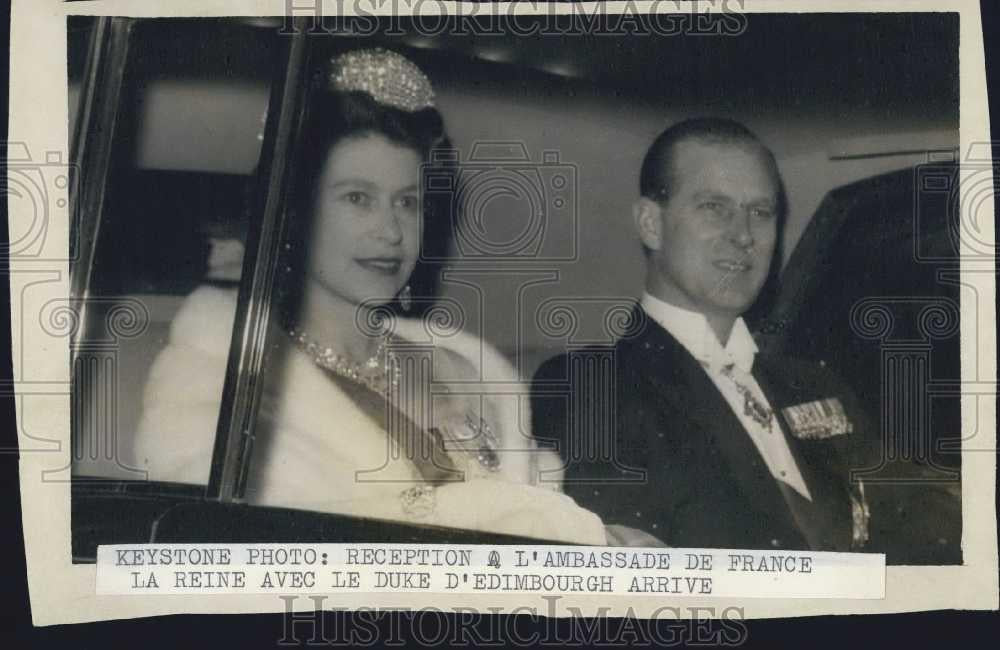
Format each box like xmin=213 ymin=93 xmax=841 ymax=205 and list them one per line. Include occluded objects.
xmin=5 ymin=2 xmax=999 ymax=646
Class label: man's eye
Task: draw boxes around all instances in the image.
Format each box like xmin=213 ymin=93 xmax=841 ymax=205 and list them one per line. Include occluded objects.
xmin=344 ymin=191 xmax=370 ymax=206
xmin=750 ymin=207 xmax=775 ymax=220
xmin=699 ymin=201 xmax=724 ymax=213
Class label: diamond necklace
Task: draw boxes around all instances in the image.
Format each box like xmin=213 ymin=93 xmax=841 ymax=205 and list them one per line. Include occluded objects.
xmin=288 ymin=328 xmax=399 ymax=394
xmin=290 ymin=328 xmax=502 ymax=474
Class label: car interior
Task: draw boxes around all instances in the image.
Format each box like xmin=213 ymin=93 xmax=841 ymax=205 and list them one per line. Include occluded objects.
xmin=68 ymin=15 xmax=962 ymax=563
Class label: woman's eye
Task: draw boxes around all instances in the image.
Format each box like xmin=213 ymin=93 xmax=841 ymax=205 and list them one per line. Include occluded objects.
xmin=698 ymin=201 xmax=724 ymax=213
xmin=396 ymin=195 xmax=420 ymax=212
xmin=750 ymin=207 xmax=775 ymax=220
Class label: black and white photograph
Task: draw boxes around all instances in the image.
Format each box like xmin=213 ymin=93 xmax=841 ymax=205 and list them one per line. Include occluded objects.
xmin=6 ymin=0 xmax=997 ymax=627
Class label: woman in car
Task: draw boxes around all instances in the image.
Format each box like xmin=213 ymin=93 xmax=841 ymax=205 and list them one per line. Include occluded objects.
xmin=132 ymin=48 xmax=608 ymax=544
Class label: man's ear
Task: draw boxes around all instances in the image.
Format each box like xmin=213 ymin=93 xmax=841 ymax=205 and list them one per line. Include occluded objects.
xmin=633 ymin=197 xmax=662 ymax=251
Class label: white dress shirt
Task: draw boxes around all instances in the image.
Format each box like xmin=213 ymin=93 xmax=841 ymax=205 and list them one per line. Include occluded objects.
xmin=641 ymin=293 xmax=813 ymax=501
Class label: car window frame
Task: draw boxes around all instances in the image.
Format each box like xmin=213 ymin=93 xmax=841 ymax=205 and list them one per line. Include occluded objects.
xmin=69 ymin=17 xmax=310 ymax=503
xmin=205 ymin=20 xmax=310 ymax=502
xmin=70 ymin=16 xmax=133 ymax=353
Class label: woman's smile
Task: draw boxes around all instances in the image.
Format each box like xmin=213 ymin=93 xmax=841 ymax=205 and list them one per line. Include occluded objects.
xmin=355 ymin=256 xmax=403 ymax=275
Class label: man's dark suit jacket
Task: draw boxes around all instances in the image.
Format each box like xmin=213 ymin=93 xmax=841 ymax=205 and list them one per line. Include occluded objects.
xmin=531 ymin=307 xmax=869 ymax=552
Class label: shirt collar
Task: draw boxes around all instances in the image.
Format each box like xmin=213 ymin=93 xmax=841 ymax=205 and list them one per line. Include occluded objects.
xmin=640 ymin=292 xmax=758 ymax=373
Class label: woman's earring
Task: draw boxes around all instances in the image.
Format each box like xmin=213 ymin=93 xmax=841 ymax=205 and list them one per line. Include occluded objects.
xmin=399 ymin=285 xmax=412 ymax=312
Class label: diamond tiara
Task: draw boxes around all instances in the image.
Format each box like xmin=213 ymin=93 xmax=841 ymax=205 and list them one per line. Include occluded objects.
xmin=328 ymin=48 xmax=435 ymax=113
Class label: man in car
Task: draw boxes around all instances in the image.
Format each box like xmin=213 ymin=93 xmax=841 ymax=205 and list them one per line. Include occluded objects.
xmin=532 ymin=118 xmax=871 ymax=551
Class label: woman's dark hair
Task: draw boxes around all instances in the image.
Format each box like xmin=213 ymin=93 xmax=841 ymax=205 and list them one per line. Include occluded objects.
xmin=278 ymin=84 xmax=454 ymax=325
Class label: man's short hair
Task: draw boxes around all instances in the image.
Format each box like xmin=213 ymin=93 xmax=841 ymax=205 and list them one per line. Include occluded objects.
xmin=639 ymin=117 xmax=781 ymax=204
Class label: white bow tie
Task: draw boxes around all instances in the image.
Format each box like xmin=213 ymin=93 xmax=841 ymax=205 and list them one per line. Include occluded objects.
xmin=698 ymin=348 xmax=754 ymax=376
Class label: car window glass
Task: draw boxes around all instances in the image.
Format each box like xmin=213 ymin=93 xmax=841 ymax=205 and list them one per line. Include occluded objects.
xmin=72 ymin=18 xmax=282 ymax=484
